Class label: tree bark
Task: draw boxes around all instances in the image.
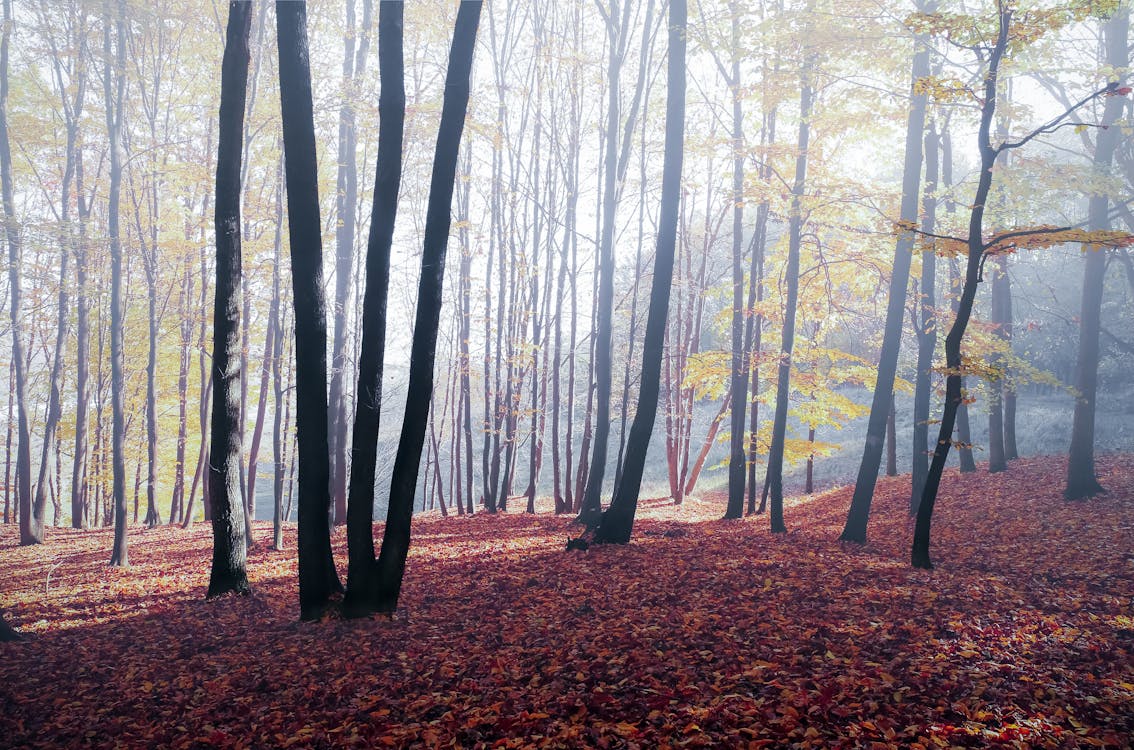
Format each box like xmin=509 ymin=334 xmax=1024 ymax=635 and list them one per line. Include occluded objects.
xmin=595 ymin=0 xmax=685 ymax=545
xmin=207 ymin=0 xmax=253 ymax=599
xmin=1065 ymin=6 xmax=1127 ymax=500
xmin=343 ymin=0 xmax=404 ymax=618
xmin=373 ymin=0 xmax=482 ymax=613
xmin=841 ymin=3 xmax=931 ymax=543
xmin=276 ymin=0 xmax=343 ymax=619
xmin=1 ymin=0 xmax=34 ymax=546
xmin=105 ymin=0 xmax=129 ymax=567
xmin=912 ymin=9 xmax=1008 ymax=569
xmin=765 ymin=64 xmax=814 ymax=535
xmin=911 ymin=125 xmax=939 ymax=513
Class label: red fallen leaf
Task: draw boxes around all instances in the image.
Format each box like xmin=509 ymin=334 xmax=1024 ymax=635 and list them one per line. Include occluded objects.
xmin=0 ymin=456 xmax=1132 ymax=749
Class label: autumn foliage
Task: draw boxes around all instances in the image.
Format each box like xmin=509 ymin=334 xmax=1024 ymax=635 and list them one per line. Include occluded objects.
xmin=2 ymin=455 xmax=1133 ymax=748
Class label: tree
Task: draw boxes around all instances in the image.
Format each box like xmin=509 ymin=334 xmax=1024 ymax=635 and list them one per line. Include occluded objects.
xmin=105 ymin=0 xmax=129 ymax=567
xmin=207 ymin=0 xmax=253 ymax=599
xmin=371 ymin=0 xmax=482 ymax=614
xmin=595 ymin=0 xmax=686 ymax=544
xmin=910 ymin=123 xmax=939 ymax=512
xmin=276 ymin=0 xmax=342 ymax=619
xmin=343 ymin=0 xmax=404 ymax=618
xmin=911 ymin=2 xmax=1128 ymax=569
xmin=1 ymin=0 xmax=33 ymax=546
xmin=580 ymin=0 xmax=656 ymax=523
xmin=841 ymin=0 xmax=933 ymax=544
xmin=1065 ymin=5 xmax=1128 ymax=500
xmin=329 ymin=0 xmax=374 ymax=527
xmin=764 ymin=60 xmax=814 ymax=535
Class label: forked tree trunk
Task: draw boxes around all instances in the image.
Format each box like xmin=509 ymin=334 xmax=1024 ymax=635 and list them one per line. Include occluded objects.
xmin=373 ymin=0 xmax=482 ymax=613
xmin=343 ymin=1 xmax=404 ymax=618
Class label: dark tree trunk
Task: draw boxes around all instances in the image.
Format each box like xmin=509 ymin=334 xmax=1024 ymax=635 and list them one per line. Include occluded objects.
xmin=343 ymin=1 xmax=404 ymax=618
xmin=330 ymin=0 xmax=373 ymax=527
xmin=1 ymin=0 xmax=33 ymax=546
xmin=372 ymin=0 xmax=481 ymax=614
xmin=841 ymin=5 xmax=931 ymax=543
xmin=1065 ymin=6 xmax=1127 ymax=500
xmin=105 ymin=0 xmax=129 ymax=567
xmin=745 ymin=107 xmax=775 ymax=516
xmin=73 ymin=151 xmax=91 ymax=529
xmin=941 ymin=130 xmax=976 ymax=473
xmin=885 ymin=394 xmax=897 ymax=477
xmin=276 ymin=0 xmax=343 ymax=619
xmin=724 ymin=0 xmax=746 ymax=520
xmin=595 ymin=0 xmax=685 ymax=545
xmin=911 ymin=125 xmax=939 ymax=513
xmin=371 ymin=0 xmax=478 ymax=612
xmin=912 ymin=10 xmax=1008 ymax=569
xmin=987 ymin=256 xmax=1008 ymax=473
xmin=206 ymin=0 xmax=253 ymax=599
xmin=764 ymin=65 xmax=813 ymax=535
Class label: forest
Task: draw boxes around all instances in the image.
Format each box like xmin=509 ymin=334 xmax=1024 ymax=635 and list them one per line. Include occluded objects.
xmin=2 ymin=0 xmax=1133 ymax=746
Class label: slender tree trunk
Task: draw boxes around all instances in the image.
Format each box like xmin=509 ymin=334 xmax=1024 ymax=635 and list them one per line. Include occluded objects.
xmin=73 ymin=153 xmax=91 ymax=529
xmin=911 ymin=125 xmax=939 ymax=513
xmin=987 ymin=255 xmax=1008 ymax=473
xmin=745 ymin=106 xmax=775 ymax=516
xmin=913 ymin=10 xmax=1008 ymax=568
xmin=1065 ymin=7 xmax=1127 ymax=499
xmin=277 ymin=0 xmax=343 ymax=619
xmin=940 ymin=130 xmax=976 ymax=473
xmin=765 ymin=64 xmax=814 ymax=535
xmin=595 ymin=0 xmax=685 ymax=543
xmin=841 ymin=5 xmax=931 ymax=542
xmin=1 ymin=0 xmax=33 ymax=546
xmin=330 ymin=0 xmax=373 ymax=527
xmin=343 ymin=1 xmax=403 ymax=618
xmin=105 ymin=0 xmax=129 ymax=567
xmin=685 ymin=393 xmax=730 ymax=497
xmin=374 ymin=0 xmax=482 ymax=613
xmin=206 ymin=0 xmax=253 ymax=598
xmin=725 ymin=0 xmax=747 ymax=520
xmin=886 ymin=394 xmax=897 ymax=477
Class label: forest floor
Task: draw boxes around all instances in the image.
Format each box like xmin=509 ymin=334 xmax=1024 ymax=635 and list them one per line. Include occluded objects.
xmin=1 ymin=455 xmax=1133 ymax=749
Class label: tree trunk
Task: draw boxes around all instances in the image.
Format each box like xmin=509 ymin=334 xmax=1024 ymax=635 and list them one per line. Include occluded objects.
xmin=911 ymin=125 xmax=938 ymax=513
xmin=1065 ymin=7 xmax=1127 ymax=500
xmin=104 ymin=0 xmax=129 ymax=567
xmin=276 ymin=0 xmax=343 ymax=619
xmin=343 ymin=1 xmax=404 ymax=618
xmin=913 ymin=10 xmax=1008 ymax=568
xmin=1 ymin=0 xmax=34 ymax=546
xmin=987 ymin=255 xmax=1008 ymax=473
xmin=330 ymin=0 xmax=373 ymax=527
xmin=373 ymin=0 xmax=481 ymax=613
xmin=765 ymin=64 xmax=814 ymax=535
xmin=595 ymin=0 xmax=685 ymax=545
xmin=206 ymin=0 xmax=253 ymax=598
xmin=724 ymin=0 xmax=747 ymax=520
xmin=841 ymin=5 xmax=931 ymax=542
xmin=885 ymin=394 xmax=898 ymax=477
